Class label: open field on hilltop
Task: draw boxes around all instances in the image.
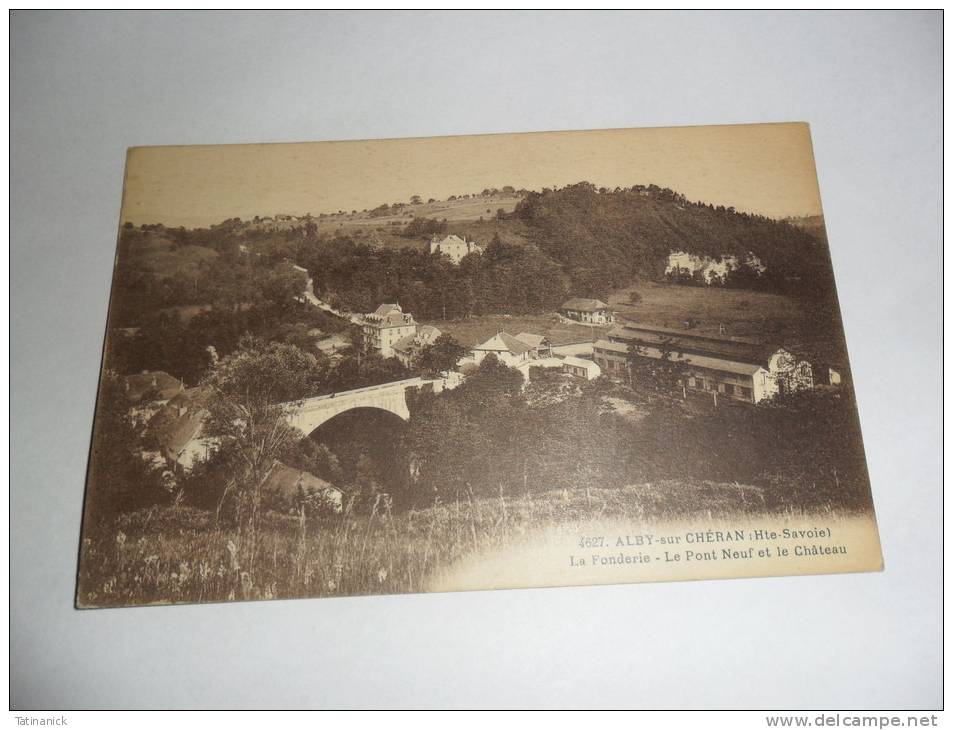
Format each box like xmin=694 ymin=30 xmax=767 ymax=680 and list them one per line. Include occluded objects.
xmin=422 ymin=312 xmax=608 ymax=349
xmin=77 ymin=481 xmax=879 ymax=607
xmin=314 ymin=193 xmax=522 ymax=229
xmin=609 ymin=280 xmax=810 ymax=341
xmin=306 ymin=195 xmax=528 ymax=250
xmin=308 ymin=218 xmax=533 ymax=253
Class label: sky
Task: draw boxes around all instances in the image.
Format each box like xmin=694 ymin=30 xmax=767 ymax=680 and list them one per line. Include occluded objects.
xmin=120 ymin=122 xmax=824 ymax=228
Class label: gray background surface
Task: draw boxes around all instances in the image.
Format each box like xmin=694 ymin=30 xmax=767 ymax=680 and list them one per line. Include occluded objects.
xmin=10 ymin=11 xmax=942 ymax=709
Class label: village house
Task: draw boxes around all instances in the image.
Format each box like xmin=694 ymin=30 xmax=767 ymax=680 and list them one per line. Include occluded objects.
xmin=122 ymin=370 xmax=184 ymax=405
xmin=259 ymin=460 xmax=346 ymax=515
xmin=457 ymin=330 xmax=605 ymax=384
xmin=550 ymin=341 xmax=597 ymax=358
xmin=463 ymin=331 xmax=535 ymax=368
xmin=429 ymin=234 xmax=484 ymax=265
xmin=144 ymin=386 xmax=217 ymax=472
xmin=513 ymin=332 xmax=552 ymax=358
xmin=561 ymin=356 xmax=602 ymax=381
xmin=593 ymin=322 xmax=833 ymax=404
xmin=559 ymin=298 xmax=615 ymax=325
xmin=361 ymin=303 xmax=418 ymax=358
xmin=391 ymin=325 xmax=442 ymax=368
xmin=122 ymin=370 xmax=185 ymax=425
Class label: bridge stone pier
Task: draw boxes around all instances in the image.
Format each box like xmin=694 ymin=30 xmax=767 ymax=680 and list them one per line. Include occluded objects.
xmin=285 ymin=373 xmax=462 ymax=436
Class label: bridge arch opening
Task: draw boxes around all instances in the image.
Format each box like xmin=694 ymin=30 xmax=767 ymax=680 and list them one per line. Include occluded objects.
xmin=306 ymin=406 xmax=410 ymax=500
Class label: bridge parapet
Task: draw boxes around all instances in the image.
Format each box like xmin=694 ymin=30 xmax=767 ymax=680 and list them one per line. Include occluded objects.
xmin=295 ymin=377 xmax=426 ymax=410
xmin=284 ymin=373 xmax=463 ymax=436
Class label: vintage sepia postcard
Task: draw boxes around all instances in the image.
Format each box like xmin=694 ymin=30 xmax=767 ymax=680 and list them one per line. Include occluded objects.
xmin=77 ymin=123 xmax=883 ymax=608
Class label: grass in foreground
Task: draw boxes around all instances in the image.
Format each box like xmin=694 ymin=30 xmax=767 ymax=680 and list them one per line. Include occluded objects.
xmin=76 ymin=481 xmax=875 ymax=608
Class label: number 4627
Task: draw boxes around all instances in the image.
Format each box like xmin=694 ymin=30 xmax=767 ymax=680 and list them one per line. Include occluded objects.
xmin=578 ymin=536 xmax=604 ymax=548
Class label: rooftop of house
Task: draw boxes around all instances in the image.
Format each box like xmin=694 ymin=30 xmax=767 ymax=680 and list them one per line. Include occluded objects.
xmin=431 ymin=234 xmax=481 ymax=248
xmin=473 ymin=331 xmax=533 ymax=356
xmin=614 ymin=320 xmax=763 ymax=345
xmin=514 ymin=332 xmax=547 ymax=349
xmin=146 ymin=386 xmax=214 ymax=456
xmin=259 ymin=460 xmax=341 ymax=499
xmin=392 ymin=325 xmax=442 ymax=354
xmin=365 ymin=303 xmax=416 ymax=327
xmin=594 ymin=339 xmax=764 ymax=376
xmin=560 ymin=297 xmax=610 ymax=312
xmin=123 ymin=370 xmax=184 ymax=404
xmin=606 ymin=323 xmax=781 ymax=366
xmin=678 ymin=352 xmax=764 ymax=376
xmin=391 ymin=333 xmax=416 ymax=354
xmin=562 ymin=355 xmax=599 ymax=370
xmin=522 ymin=357 xmax=564 ymax=370
xmin=593 ymin=339 xmax=628 ymax=354
xmin=163 ymin=411 xmax=206 ymax=457
xmin=164 ymin=385 xmax=214 ymax=412
xmin=372 ymin=303 xmax=402 ymax=317
xmin=432 ymin=234 xmax=466 ymax=246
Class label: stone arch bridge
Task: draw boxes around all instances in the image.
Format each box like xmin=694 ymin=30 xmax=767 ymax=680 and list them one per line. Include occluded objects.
xmin=284 ymin=374 xmax=461 ymax=436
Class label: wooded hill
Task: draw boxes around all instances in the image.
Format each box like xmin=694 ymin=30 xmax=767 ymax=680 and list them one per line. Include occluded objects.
xmin=513 ymin=182 xmax=834 ymax=301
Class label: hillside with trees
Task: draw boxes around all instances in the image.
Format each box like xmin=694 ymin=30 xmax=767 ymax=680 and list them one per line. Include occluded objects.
xmin=302 ymin=183 xmax=838 ymax=323
xmin=298 ymin=234 xmax=570 ymax=320
xmin=513 ymin=182 xmax=835 ymax=302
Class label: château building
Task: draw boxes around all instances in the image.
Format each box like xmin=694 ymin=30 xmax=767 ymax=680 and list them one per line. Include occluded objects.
xmin=429 ymin=234 xmax=484 ymax=265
